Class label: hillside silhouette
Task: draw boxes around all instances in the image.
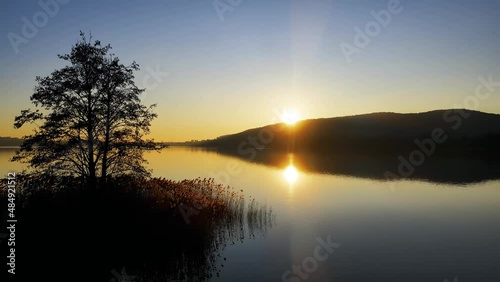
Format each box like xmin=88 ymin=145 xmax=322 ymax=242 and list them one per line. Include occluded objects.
xmin=197 ymin=109 xmax=500 ymax=158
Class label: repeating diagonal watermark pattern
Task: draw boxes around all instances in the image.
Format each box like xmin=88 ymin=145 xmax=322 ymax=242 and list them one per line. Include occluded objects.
xmin=340 ymin=0 xmax=407 ymax=63
xmin=140 ymin=65 xmax=169 ymax=91
xmin=213 ymin=0 xmax=244 ymax=22
xmin=281 ymin=235 xmax=341 ymax=282
xmin=384 ymin=74 xmax=499 ymax=191
xmin=180 ymin=107 xmax=291 ymax=224
xmin=109 ymin=267 xmax=136 ymax=282
xmin=136 ymin=64 xmax=170 ymax=103
xmin=7 ymin=0 xmax=71 ymax=54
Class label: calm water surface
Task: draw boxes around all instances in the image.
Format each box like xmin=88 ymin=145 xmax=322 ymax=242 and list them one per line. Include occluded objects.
xmin=2 ymin=146 xmax=500 ymax=281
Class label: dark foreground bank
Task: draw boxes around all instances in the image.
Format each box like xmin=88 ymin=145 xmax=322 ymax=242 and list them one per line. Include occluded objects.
xmin=0 ymin=175 xmax=274 ymax=281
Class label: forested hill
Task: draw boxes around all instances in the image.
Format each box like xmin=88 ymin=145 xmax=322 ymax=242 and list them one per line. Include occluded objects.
xmin=196 ymin=109 xmax=500 ymax=157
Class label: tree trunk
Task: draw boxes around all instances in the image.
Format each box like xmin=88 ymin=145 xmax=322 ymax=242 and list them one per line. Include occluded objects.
xmin=101 ymin=100 xmax=111 ymax=188
xmin=87 ymin=89 xmax=97 ymax=190
xmin=88 ymin=130 xmax=96 ymax=190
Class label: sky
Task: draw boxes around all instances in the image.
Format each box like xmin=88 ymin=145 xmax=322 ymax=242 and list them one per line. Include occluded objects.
xmin=1 ymin=0 xmax=499 ymax=141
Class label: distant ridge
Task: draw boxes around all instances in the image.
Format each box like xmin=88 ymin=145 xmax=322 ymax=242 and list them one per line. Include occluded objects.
xmin=196 ymin=109 xmax=500 ymax=157
xmin=0 ymin=137 xmax=23 ymax=146
xmin=0 ymin=137 xmax=172 ymax=147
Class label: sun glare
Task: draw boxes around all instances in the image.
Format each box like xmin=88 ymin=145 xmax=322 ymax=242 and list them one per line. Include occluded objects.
xmin=281 ymin=109 xmax=300 ymax=125
xmin=283 ymin=164 xmax=299 ymax=184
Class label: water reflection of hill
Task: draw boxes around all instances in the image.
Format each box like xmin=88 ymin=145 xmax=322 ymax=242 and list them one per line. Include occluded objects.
xmin=213 ymin=148 xmax=500 ymax=185
xmin=194 ymin=110 xmax=500 ymax=185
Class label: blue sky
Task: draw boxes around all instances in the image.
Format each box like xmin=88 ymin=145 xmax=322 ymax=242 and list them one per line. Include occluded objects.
xmin=1 ymin=0 xmax=499 ymax=141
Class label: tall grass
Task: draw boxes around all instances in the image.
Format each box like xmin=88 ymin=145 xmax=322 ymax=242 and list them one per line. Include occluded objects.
xmin=1 ymin=175 xmax=274 ymax=281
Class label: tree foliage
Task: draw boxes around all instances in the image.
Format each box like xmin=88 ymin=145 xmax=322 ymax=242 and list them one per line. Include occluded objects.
xmin=13 ymin=32 xmax=157 ymax=187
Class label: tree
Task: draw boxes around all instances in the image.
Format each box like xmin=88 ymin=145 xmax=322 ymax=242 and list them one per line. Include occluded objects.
xmin=13 ymin=32 xmax=157 ymax=188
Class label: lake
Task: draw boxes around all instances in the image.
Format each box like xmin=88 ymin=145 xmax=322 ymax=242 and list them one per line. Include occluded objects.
xmin=2 ymin=146 xmax=500 ymax=281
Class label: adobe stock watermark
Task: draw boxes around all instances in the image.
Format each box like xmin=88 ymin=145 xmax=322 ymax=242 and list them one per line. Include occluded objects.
xmin=5 ymin=173 xmax=17 ymax=275
xmin=208 ymin=107 xmax=291 ymax=187
xmin=281 ymin=235 xmax=341 ymax=282
xmin=179 ymin=107 xmax=292 ymax=224
xmin=384 ymin=74 xmax=499 ymax=191
xmin=340 ymin=0 xmax=406 ymax=63
xmin=7 ymin=0 xmax=71 ymax=54
xmin=137 ymin=65 xmax=170 ymax=102
xmin=213 ymin=0 xmax=244 ymax=22
xmin=109 ymin=267 xmax=136 ymax=282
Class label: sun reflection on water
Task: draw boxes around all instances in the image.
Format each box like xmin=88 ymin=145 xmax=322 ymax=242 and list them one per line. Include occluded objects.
xmin=283 ymin=164 xmax=299 ymax=184
xmin=283 ymin=153 xmax=299 ymax=186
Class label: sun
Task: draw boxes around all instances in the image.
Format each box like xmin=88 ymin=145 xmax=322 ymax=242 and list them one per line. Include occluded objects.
xmin=281 ymin=109 xmax=301 ymax=125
